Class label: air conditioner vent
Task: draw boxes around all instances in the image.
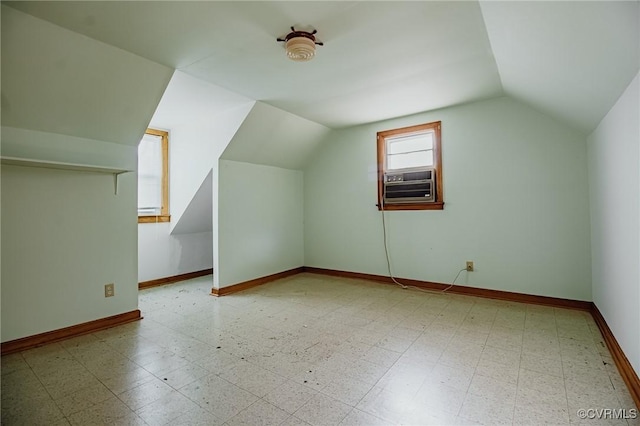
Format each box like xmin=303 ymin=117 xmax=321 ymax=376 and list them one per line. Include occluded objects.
xmin=383 ymin=167 xmax=435 ymax=204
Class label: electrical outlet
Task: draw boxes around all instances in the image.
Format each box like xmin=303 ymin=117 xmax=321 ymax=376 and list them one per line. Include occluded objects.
xmin=104 ymin=283 xmax=115 ymax=297
xmin=466 ymin=261 xmax=474 ymax=272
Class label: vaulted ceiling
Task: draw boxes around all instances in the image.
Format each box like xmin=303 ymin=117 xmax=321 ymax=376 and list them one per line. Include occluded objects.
xmin=4 ymin=1 xmax=639 ymax=133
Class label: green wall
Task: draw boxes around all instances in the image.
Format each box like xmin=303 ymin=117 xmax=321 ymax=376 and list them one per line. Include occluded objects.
xmin=304 ymin=97 xmax=591 ymax=301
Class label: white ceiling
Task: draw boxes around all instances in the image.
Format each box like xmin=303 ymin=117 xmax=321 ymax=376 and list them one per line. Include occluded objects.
xmin=480 ymin=1 xmax=639 ymax=132
xmin=1 ymin=3 xmax=173 ymax=145
xmin=148 ymin=70 xmax=253 ymax=130
xmin=221 ymin=102 xmax=330 ymax=170
xmin=4 ymin=1 xmax=639 ymax=133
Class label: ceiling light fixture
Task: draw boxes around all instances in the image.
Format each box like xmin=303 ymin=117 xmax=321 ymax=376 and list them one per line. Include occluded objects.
xmin=277 ymin=26 xmax=323 ymax=62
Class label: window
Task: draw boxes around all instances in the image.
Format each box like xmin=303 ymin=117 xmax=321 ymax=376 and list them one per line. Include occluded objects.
xmin=377 ymin=121 xmax=443 ymax=210
xmin=138 ymin=128 xmax=170 ymax=223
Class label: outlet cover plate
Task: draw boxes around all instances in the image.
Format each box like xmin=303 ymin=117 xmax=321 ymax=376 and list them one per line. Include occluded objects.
xmin=105 ymin=283 xmax=115 ymax=297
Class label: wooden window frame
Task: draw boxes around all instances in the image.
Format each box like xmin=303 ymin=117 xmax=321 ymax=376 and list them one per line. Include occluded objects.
xmin=138 ymin=128 xmax=170 ymax=223
xmin=377 ymin=121 xmax=444 ymax=211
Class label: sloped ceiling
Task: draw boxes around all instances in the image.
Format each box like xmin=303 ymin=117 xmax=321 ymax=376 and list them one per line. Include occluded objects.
xmin=171 ymin=170 xmax=213 ymax=235
xmin=183 ymin=1 xmax=503 ymax=129
xmin=221 ymin=102 xmax=330 ymax=170
xmin=4 ymin=1 xmax=639 ymax=134
xmin=480 ymin=1 xmax=639 ymax=132
xmin=0 ymin=4 xmax=173 ymax=146
xmin=3 ymin=1 xmax=500 ymax=130
xmin=149 ymin=71 xmax=252 ymax=130
xmin=146 ymin=71 xmax=254 ymax=225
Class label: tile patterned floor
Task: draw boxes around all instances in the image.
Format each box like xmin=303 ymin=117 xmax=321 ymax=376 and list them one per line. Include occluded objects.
xmin=2 ymin=273 xmax=638 ymax=425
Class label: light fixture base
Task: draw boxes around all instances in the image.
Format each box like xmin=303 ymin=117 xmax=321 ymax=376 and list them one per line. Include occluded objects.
xmin=277 ymin=26 xmax=323 ymax=62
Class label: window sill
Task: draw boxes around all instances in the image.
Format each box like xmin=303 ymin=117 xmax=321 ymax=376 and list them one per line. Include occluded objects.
xmin=138 ymin=215 xmax=171 ymax=224
xmin=378 ymin=202 xmax=444 ymax=211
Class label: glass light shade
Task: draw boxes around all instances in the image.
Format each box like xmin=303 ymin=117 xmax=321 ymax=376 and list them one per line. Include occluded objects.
xmin=286 ymin=36 xmax=315 ymax=61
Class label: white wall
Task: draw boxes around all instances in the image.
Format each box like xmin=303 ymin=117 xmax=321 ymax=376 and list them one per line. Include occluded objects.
xmin=138 ymin=72 xmax=254 ymax=283
xmin=1 ymin=164 xmax=138 ymax=342
xmin=213 ymin=102 xmax=328 ymax=289
xmin=137 ymin=106 xmax=250 ymax=282
xmin=161 ymin=104 xmax=253 ymax=228
xmin=138 ymin=225 xmax=213 ymax=283
xmin=148 ymin=71 xmax=253 ymax=227
xmin=305 ymin=96 xmax=592 ymax=301
xmin=0 ymin=6 xmax=171 ymax=342
xmin=587 ymin=72 xmax=640 ymax=374
xmin=217 ymin=160 xmax=304 ymax=288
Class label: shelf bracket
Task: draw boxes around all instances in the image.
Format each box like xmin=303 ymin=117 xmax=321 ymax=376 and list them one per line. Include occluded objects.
xmin=114 ymin=173 xmax=123 ymax=195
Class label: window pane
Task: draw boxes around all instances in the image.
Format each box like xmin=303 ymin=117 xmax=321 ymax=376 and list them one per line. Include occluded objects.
xmin=388 ymin=149 xmax=433 ymax=170
xmin=138 ymin=134 xmax=163 ymax=215
xmin=387 ymin=132 xmax=433 ymax=154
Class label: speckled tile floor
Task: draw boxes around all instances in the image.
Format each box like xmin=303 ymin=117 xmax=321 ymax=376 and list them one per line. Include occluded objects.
xmin=1 ymin=273 xmax=638 ymax=425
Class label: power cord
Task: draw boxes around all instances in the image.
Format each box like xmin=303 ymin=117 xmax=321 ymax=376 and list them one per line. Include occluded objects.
xmin=440 ymin=268 xmax=467 ymax=293
xmin=380 ymin=201 xmax=409 ymax=290
xmin=379 ymin=199 xmax=467 ymax=294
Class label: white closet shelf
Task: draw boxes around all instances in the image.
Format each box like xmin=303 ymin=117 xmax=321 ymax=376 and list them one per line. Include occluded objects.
xmin=1 ymin=156 xmax=133 ymax=194
xmin=1 ymin=156 xmax=132 ymax=174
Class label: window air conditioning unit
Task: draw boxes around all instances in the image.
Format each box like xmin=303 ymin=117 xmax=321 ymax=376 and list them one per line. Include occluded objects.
xmin=383 ymin=167 xmax=436 ymax=205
